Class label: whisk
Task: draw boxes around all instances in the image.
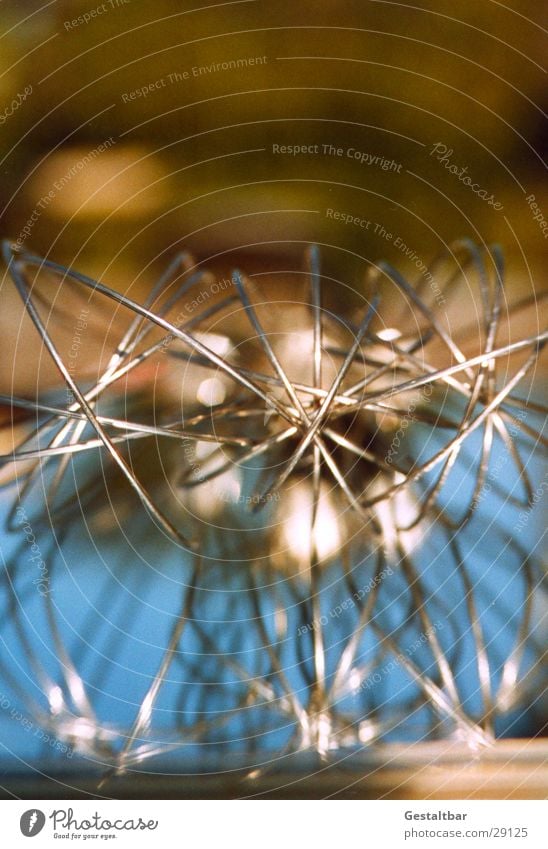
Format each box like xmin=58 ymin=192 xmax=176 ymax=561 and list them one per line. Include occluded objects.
xmin=0 ymin=238 xmax=545 ymax=783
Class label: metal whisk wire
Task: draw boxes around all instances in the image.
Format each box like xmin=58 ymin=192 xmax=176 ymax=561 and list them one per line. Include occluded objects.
xmin=0 ymin=239 xmax=545 ymax=779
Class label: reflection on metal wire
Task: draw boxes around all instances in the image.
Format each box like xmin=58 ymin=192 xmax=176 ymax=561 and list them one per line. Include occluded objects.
xmin=0 ymin=239 xmax=546 ymax=781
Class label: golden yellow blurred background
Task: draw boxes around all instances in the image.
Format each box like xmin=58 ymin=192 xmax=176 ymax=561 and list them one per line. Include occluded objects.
xmin=0 ymin=0 xmax=546 ymax=394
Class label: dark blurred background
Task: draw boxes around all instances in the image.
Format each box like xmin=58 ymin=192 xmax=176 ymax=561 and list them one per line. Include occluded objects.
xmin=0 ymin=0 xmax=546 ymax=382
xmin=0 ymin=2 xmax=547 ymax=786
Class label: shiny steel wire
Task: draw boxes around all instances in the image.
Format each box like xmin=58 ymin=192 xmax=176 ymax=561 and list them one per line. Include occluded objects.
xmin=0 ymin=239 xmax=545 ymax=779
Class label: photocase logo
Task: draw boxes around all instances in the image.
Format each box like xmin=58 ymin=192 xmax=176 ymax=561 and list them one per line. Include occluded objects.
xmin=20 ymin=809 xmax=46 ymax=837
